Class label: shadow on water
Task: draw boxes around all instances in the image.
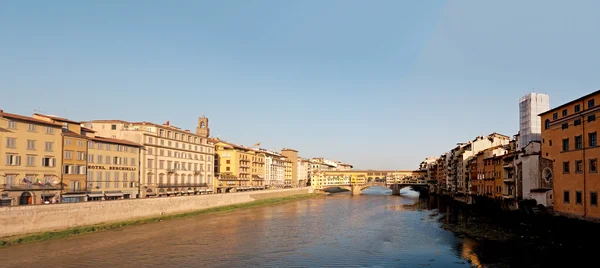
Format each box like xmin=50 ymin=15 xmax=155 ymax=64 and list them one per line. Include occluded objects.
xmin=406 ymin=194 xmax=600 ymax=268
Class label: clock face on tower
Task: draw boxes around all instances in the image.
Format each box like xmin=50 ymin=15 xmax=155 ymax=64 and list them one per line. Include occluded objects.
xmin=200 ymin=122 xmax=205 ymax=128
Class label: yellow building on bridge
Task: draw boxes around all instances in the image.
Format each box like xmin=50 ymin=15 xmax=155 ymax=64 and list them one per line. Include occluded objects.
xmin=311 ymin=170 xmax=425 ymax=190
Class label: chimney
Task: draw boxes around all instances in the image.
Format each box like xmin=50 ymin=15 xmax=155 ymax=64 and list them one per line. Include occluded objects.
xmin=165 ymin=120 xmax=170 ymax=126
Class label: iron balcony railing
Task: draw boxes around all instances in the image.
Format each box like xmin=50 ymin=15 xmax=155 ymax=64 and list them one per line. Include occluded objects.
xmin=2 ymin=183 xmax=62 ymax=190
xmin=154 ymin=183 xmax=210 ymax=188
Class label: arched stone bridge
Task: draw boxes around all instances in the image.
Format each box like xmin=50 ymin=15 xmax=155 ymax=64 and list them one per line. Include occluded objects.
xmin=323 ymin=181 xmax=429 ymax=196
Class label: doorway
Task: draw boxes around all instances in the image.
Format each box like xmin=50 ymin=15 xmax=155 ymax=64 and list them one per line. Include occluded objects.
xmin=19 ymin=192 xmax=33 ymax=205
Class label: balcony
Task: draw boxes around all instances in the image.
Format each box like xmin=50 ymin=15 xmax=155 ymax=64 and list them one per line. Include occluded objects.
xmin=194 ymin=170 xmax=202 ymax=175
xmin=166 ymin=169 xmax=176 ymax=174
xmin=156 ymin=183 xmax=209 ymax=188
xmin=2 ymin=183 xmax=61 ymax=191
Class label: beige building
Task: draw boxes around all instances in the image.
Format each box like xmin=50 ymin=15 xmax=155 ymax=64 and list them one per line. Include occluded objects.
xmin=84 ymin=116 xmax=214 ymax=197
xmin=281 ymin=148 xmax=298 ymax=187
xmin=297 ymin=158 xmax=309 ymax=187
xmin=86 ymin=136 xmax=142 ymax=200
xmin=0 ymin=110 xmax=63 ymax=206
xmin=261 ymin=149 xmax=286 ymax=189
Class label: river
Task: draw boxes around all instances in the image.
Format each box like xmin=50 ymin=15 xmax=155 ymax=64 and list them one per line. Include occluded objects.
xmin=0 ymin=188 xmax=531 ymax=267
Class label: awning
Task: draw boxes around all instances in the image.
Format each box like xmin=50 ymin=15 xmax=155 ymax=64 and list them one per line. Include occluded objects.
xmin=87 ymin=193 xmax=105 ymax=198
xmin=105 ymin=193 xmax=124 ymax=197
xmin=62 ymin=194 xmax=86 ymax=198
xmin=41 ymin=193 xmax=56 ymax=197
xmin=187 ymin=190 xmax=194 ymax=193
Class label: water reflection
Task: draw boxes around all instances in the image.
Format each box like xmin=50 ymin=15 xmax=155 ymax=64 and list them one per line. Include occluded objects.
xmin=0 ymin=191 xmax=501 ymax=268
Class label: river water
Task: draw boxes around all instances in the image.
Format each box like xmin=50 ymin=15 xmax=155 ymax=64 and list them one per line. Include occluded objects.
xmin=0 ymin=188 xmax=498 ymax=267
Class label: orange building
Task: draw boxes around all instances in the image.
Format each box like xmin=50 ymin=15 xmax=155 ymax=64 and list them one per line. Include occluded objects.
xmin=540 ymin=90 xmax=600 ymax=219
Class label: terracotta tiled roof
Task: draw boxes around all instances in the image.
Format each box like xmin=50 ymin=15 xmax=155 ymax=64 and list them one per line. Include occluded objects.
xmin=90 ymin=136 xmax=143 ymax=147
xmin=34 ymin=113 xmax=81 ymax=124
xmin=0 ymin=111 xmax=63 ymax=127
xmin=63 ymin=130 xmax=88 ymax=139
xmin=81 ymin=127 xmax=96 ymax=133
xmin=89 ymin=119 xmax=131 ymax=124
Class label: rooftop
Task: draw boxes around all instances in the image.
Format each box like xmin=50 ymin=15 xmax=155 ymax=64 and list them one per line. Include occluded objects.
xmin=0 ymin=110 xmax=63 ymax=127
xmin=539 ymin=89 xmax=600 ymax=116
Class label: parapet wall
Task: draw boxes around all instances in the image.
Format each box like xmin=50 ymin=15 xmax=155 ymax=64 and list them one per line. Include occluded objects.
xmin=0 ymin=187 xmax=312 ymax=238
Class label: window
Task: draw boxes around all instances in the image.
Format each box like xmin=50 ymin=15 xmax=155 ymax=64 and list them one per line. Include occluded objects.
xmin=549 ymin=140 xmax=552 ymax=146
xmin=64 ymin=150 xmax=73 ymax=159
xmin=77 ymin=151 xmax=86 ymax=160
xmin=88 ymin=154 xmax=94 ymax=163
xmin=46 ymin=127 xmax=53 ymax=134
xmin=591 ymin=192 xmax=598 ymax=207
xmin=123 ymin=172 xmax=128 ymax=188
xmin=576 ymin=191 xmax=582 ymax=205
xmin=96 ymin=171 xmax=102 ymax=188
xmin=159 ymin=160 xmax=164 ymax=169
xmin=111 ymin=124 xmax=117 ymax=130
xmin=45 ymin=142 xmax=53 ymax=152
xmin=5 ymin=154 xmax=21 ymax=166
xmin=562 ymin=123 xmax=568 ymax=130
xmin=6 ymin=137 xmax=16 ymax=148
xmin=590 ymin=132 xmax=597 ymax=147
xmin=575 ymin=119 xmax=582 ymax=126
xmin=226 ymin=167 xmax=231 ymax=171
xmin=28 ymin=124 xmax=36 ymax=132
xmin=575 ymin=104 xmax=581 ymax=113
xmin=131 ymin=158 xmax=135 ymax=166
xmin=97 ymin=143 xmax=104 ymax=150
xmin=26 ymin=155 xmax=35 ymax=166
xmin=589 ymin=114 xmax=596 ymax=122
xmin=589 ymin=99 xmax=595 ymax=108
xmin=148 ymin=159 xmax=154 ymax=168
xmin=563 ymin=161 xmax=570 ymax=174
xmin=562 ymin=109 xmax=567 ymax=116
xmin=27 ymin=140 xmax=36 ymax=150
xmin=148 ymin=147 xmax=153 ymax=155
xmin=562 ymin=138 xmax=569 ymax=151
xmin=226 ymin=160 xmax=231 ymax=164
xmin=113 ymin=157 xmax=121 ymax=165
xmin=576 ymin=160 xmax=583 ymax=173
xmin=42 ymin=157 xmax=56 ymax=167
xmin=553 ymin=113 xmax=558 ymax=120
xmin=105 ymin=172 xmax=111 ymax=188
xmin=123 ymin=157 xmax=128 ymax=165
xmin=564 ymin=191 xmax=570 ymax=204
xmin=114 ymin=172 xmax=119 ymax=188
xmin=65 ymin=139 xmax=71 ymax=146
xmin=77 ymin=141 xmax=84 ymax=147
xmin=105 ymin=156 xmax=110 ymax=164
xmin=575 ymin=135 xmax=583 ymax=149
xmin=545 ymin=119 xmax=550 ymax=130
xmin=97 ymin=155 xmax=103 ymax=164
xmin=590 ymin=159 xmax=598 ymax=173
xmin=159 ymin=129 xmax=164 ymax=137
xmin=7 ymin=120 xmax=16 ymax=129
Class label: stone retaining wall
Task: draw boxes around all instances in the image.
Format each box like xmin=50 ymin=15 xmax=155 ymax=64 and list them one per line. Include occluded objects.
xmin=0 ymin=187 xmax=313 ymax=238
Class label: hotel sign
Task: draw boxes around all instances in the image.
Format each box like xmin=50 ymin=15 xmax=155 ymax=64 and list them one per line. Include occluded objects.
xmin=88 ymin=165 xmax=137 ymax=171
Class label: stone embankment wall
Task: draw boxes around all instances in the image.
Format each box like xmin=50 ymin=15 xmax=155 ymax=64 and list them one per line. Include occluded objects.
xmin=0 ymin=187 xmax=313 ymax=238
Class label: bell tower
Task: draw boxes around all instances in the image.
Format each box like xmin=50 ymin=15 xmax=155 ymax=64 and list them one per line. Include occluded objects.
xmin=196 ymin=114 xmax=210 ymax=138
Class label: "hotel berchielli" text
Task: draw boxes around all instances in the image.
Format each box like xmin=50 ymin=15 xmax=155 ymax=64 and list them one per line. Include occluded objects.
xmin=88 ymin=166 xmax=137 ymax=171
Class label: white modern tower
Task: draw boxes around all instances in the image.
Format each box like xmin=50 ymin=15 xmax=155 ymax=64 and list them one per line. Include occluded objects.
xmin=519 ymin=92 xmax=550 ymax=149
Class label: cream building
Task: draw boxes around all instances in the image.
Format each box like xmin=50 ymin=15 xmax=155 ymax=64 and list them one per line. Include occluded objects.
xmin=84 ymin=116 xmax=214 ymax=197
xmin=297 ymin=158 xmax=309 ymax=187
xmin=0 ymin=110 xmax=63 ymax=206
xmin=260 ymin=149 xmax=286 ymax=189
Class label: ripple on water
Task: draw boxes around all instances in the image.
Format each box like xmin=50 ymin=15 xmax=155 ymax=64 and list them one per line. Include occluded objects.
xmin=0 ymin=192 xmax=473 ymax=268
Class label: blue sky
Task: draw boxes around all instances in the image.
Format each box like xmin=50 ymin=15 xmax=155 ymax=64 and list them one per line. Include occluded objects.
xmin=1 ymin=0 xmax=599 ymax=169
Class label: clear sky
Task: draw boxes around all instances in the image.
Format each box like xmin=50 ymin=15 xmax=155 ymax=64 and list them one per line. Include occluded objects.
xmin=1 ymin=0 xmax=599 ymax=170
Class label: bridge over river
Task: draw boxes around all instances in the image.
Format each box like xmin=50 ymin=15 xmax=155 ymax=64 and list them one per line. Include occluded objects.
xmin=312 ymin=169 xmax=429 ymax=195
xmin=319 ymin=180 xmax=429 ymax=195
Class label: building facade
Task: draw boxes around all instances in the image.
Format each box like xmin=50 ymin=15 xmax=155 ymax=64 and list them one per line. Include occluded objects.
xmin=297 ymin=158 xmax=309 ymax=187
xmin=85 ymin=116 xmax=214 ymax=198
xmin=213 ymin=139 xmax=266 ymax=192
xmin=0 ymin=110 xmax=63 ymax=206
xmin=281 ymin=148 xmax=298 ymax=187
xmin=33 ymin=114 xmax=89 ymax=203
xmin=520 ymin=93 xmax=550 ymax=149
xmin=541 ymin=89 xmax=600 ymax=219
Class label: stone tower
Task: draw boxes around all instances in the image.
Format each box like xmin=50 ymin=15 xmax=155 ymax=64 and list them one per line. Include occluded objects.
xmin=196 ymin=114 xmax=210 ymax=138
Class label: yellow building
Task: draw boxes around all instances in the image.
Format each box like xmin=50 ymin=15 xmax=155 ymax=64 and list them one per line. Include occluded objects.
xmin=212 ymin=139 xmax=266 ymax=193
xmin=311 ymin=170 xmax=421 ymax=190
xmin=86 ymin=136 xmax=142 ymax=200
xmin=0 ymin=110 xmax=63 ymax=206
xmin=251 ymin=150 xmax=265 ymax=188
xmin=33 ymin=114 xmax=89 ymax=203
xmin=284 ymin=158 xmax=293 ymax=187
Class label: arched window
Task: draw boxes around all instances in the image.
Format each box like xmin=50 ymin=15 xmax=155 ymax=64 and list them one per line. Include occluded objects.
xmin=545 ymin=119 xmax=550 ymax=130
